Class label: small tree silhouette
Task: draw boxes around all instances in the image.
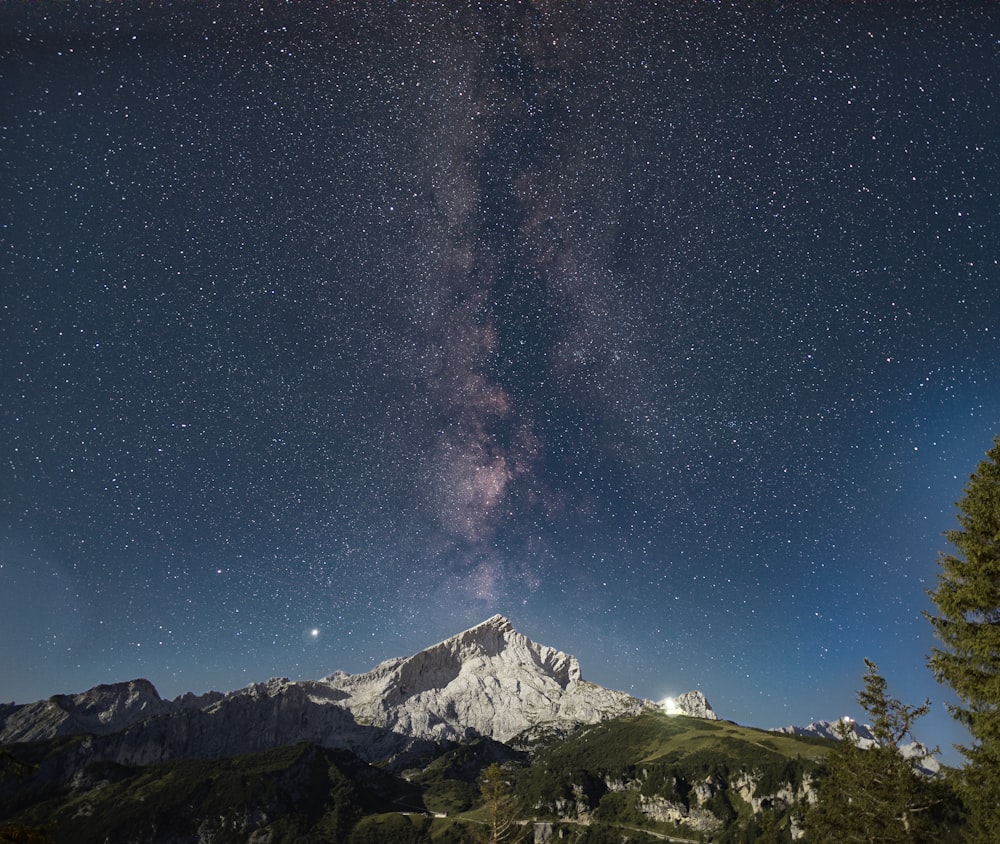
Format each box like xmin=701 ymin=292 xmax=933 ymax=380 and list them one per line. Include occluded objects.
xmin=478 ymin=763 xmax=527 ymax=844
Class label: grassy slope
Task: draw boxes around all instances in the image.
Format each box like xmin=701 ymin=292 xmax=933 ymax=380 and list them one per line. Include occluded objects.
xmin=1 ymin=713 xmax=836 ymax=843
xmin=512 ymin=711 xmax=833 ymax=842
xmin=522 ymin=710 xmax=831 ymax=773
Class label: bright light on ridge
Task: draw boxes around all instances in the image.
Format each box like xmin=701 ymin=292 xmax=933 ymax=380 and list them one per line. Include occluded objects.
xmin=659 ymin=696 xmax=683 ymax=715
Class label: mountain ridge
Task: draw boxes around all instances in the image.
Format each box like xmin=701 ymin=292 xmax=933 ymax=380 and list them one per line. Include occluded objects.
xmin=772 ymin=717 xmax=941 ymax=774
xmin=0 ymin=615 xmax=714 ymax=764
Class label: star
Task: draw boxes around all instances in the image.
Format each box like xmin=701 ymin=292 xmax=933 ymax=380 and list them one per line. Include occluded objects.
xmin=0 ymin=0 xmax=995 ymax=768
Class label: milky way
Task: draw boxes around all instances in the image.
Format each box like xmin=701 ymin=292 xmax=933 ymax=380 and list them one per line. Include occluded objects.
xmin=1 ymin=2 xmax=998 ymax=761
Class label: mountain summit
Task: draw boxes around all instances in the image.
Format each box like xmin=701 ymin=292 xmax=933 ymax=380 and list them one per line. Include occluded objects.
xmin=323 ymin=614 xmax=641 ymax=743
xmin=0 ymin=616 xmax=708 ymax=766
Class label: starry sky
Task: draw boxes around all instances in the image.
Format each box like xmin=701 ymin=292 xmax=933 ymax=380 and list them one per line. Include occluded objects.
xmin=2 ymin=2 xmax=998 ymax=762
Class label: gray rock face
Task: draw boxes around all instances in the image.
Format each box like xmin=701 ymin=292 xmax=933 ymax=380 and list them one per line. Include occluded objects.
xmin=0 ymin=679 xmax=169 ymax=743
xmin=325 ymin=614 xmax=643 ymax=743
xmin=772 ymin=718 xmax=876 ymax=744
xmin=674 ymin=690 xmax=718 ymax=720
xmin=0 ymin=615 xmax=648 ymax=764
xmin=638 ymin=794 xmax=724 ymax=834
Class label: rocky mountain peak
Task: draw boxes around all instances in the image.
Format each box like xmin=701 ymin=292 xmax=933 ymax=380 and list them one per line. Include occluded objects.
xmin=1 ymin=678 xmax=168 ymax=744
xmin=320 ymin=616 xmax=635 ymax=743
xmin=70 ymin=678 xmax=162 ymax=711
xmin=674 ymin=690 xmax=718 ymax=720
xmin=477 ymin=613 xmax=513 ymax=631
xmin=408 ymin=615 xmax=581 ymax=690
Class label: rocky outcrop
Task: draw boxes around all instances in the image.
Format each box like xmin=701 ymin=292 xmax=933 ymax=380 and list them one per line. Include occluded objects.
xmin=733 ymin=770 xmax=818 ymax=814
xmin=638 ymin=793 xmax=724 ymax=834
xmin=674 ymin=690 xmax=718 ymax=720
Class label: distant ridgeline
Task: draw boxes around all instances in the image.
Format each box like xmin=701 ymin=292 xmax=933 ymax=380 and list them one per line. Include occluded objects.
xmin=0 ymin=616 xmax=938 ymax=842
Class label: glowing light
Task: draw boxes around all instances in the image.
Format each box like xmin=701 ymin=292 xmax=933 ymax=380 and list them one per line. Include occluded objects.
xmin=658 ymin=696 xmax=683 ymax=715
xmin=310 ymin=628 xmax=320 ymax=639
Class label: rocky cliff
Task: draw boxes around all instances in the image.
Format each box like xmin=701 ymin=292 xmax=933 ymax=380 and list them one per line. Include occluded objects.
xmin=673 ymin=690 xmax=717 ymax=720
xmin=324 ymin=614 xmax=646 ymax=742
xmin=0 ymin=679 xmax=170 ymax=743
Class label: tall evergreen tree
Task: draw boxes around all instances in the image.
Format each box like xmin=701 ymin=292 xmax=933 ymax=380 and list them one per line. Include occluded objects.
xmin=804 ymin=660 xmax=947 ymax=843
xmin=927 ymin=435 xmax=1000 ymax=842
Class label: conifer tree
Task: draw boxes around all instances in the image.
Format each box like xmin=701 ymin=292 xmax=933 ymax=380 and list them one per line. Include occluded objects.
xmin=927 ymin=435 xmax=1000 ymax=842
xmin=804 ymin=660 xmax=946 ymax=843
xmin=478 ymin=763 xmax=526 ymax=844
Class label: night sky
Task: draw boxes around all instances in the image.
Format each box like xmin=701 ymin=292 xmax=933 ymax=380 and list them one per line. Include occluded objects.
xmin=2 ymin=2 xmax=998 ymax=762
